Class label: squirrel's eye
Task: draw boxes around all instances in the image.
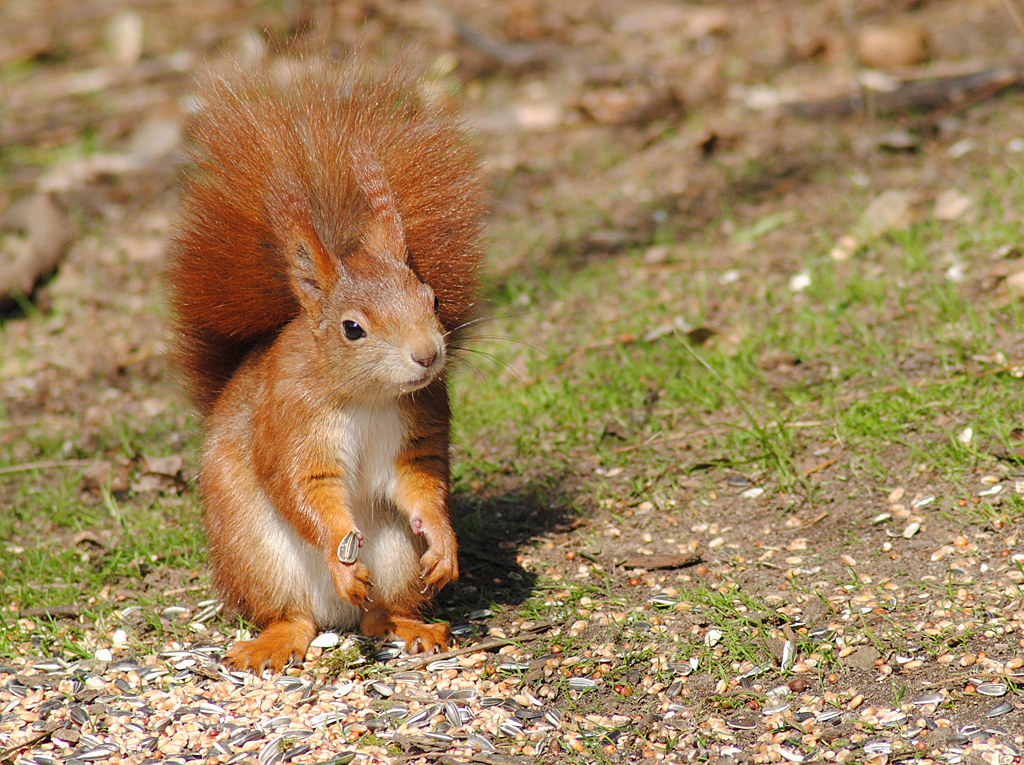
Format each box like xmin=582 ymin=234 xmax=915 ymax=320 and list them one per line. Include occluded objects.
xmin=433 ymin=296 xmax=440 ymax=314
xmin=342 ymin=320 xmax=366 ymax=341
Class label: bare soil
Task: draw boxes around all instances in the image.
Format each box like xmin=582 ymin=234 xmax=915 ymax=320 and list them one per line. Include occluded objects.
xmin=2 ymin=1 xmax=1024 ymax=763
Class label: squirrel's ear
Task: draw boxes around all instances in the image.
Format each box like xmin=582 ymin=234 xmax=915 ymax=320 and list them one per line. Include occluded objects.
xmin=289 ymin=230 xmax=337 ymax=310
xmin=350 ymin=143 xmax=407 ymax=262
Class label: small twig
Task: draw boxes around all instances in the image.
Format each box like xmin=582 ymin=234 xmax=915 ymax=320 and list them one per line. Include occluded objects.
xmin=0 ymin=459 xmax=90 ymax=476
xmin=800 ymin=458 xmax=839 ymax=477
xmin=17 ymin=605 xmax=80 ymax=620
xmin=793 ymin=510 xmax=830 ymax=529
xmin=390 ymin=622 xmax=555 ymax=672
xmin=0 ymin=724 xmax=57 ymax=765
xmin=618 ymin=552 xmax=703 ymax=570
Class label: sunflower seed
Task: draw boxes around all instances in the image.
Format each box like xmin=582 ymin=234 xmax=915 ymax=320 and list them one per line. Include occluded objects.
xmin=257 ymin=716 xmax=286 ymax=731
xmin=666 ymin=679 xmax=684 ymax=697
xmin=739 ymin=663 xmax=768 ymax=680
xmin=497 ymin=661 xmax=531 ymax=672
xmin=306 ymin=710 xmax=343 ymax=729
xmin=276 ymin=680 xmax=303 ymax=696
xmin=392 ymin=671 xmax=423 ymax=684
xmin=69 ymin=706 xmax=91 ymax=726
xmin=780 ymin=640 xmax=795 ymax=671
xmin=726 ymin=715 xmax=757 ymax=730
xmin=514 ymin=706 xmax=542 ymax=720
xmin=404 ymin=708 xmax=434 ymax=728
xmin=762 ymin=702 xmax=789 ymax=716
xmin=466 ymin=609 xmax=493 ymax=620
xmin=480 ymin=696 xmax=505 ymax=708
xmin=499 ymin=718 xmax=524 ymax=737
xmin=283 ymin=743 xmax=311 ymax=761
xmin=438 ymin=688 xmax=477 ymax=701
xmin=467 ymin=734 xmax=496 ymax=752
xmin=425 ymin=658 xmax=461 ymax=672
xmin=33 ymin=660 xmax=66 ymax=672
xmin=864 ymin=740 xmax=892 ymax=755
xmin=543 ymin=707 xmax=562 ymax=726
xmin=649 ymin=596 xmax=679 ymax=607
xmin=373 ymin=647 xmax=402 ymax=662
xmin=807 ymin=628 xmax=834 ymax=642
xmin=258 ymin=738 xmax=284 ymax=765
xmin=778 ymin=747 xmax=804 ymax=763
xmin=336 ymin=530 xmax=361 ymax=564
xmin=704 ymin=629 xmax=722 ymax=647
xmin=228 ymin=728 xmax=265 ymax=746
xmin=911 ymin=495 xmax=935 ymax=508
xmin=450 ymin=624 xmax=477 ymax=638
xmin=817 ymin=708 xmax=843 ymax=723
xmin=368 ymin=681 xmax=393 ymax=698
xmin=567 ymin=677 xmax=597 ymax=691
xmin=902 ymin=522 xmax=921 ymax=539
xmin=912 ymin=692 xmax=944 ymax=705
xmin=986 ymin=701 xmax=1014 ymax=718
xmin=423 ymin=732 xmax=454 ymax=743
xmin=976 ymin=682 xmax=1007 ymax=696
xmin=76 ymin=744 xmax=120 ymax=761
xmin=442 ymin=701 xmax=463 ymax=727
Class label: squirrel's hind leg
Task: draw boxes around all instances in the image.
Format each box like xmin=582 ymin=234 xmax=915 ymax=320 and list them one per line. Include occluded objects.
xmin=225 ymin=617 xmax=317 ymax=673
xmin=360 ymin=608 xmax=453 ymax=655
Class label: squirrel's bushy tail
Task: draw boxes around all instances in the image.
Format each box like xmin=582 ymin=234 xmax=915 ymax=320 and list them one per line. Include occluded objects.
xmin=166 ymin=56 xmax=486 ymax=415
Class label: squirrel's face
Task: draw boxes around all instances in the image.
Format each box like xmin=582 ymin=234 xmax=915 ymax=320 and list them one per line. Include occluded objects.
xmin=318 ymin=252 xmax=446 ymax=398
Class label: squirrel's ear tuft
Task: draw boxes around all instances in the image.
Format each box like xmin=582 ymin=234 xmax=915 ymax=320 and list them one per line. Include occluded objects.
xmin=290 ymin=233 xmax=336 ymax=311
xmin=350 ymin=142 xmax=407 ymax=262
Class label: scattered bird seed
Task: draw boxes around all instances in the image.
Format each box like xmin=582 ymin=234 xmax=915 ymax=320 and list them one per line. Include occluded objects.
xmin=425 ymin=658 xmax=461 ymax=672
xmin=864 ymin=740 xmax=893 ymax=755
xmin=976 ymin=682 xmax=1008 ymax=696
xmin=817 ymin=708 xmax=843 ymax=723
xmin=986 ymin=700 xmax=1014 ymax=718
xmin=726 ymin=715 xmax=757 ymax=730
xmin=309 ymin=632 xmax=339 ymax=648
xmin=373 ymin=647 xmax=402 ymax=662
xmin=450 ymin=623 xmax=476 ymax=638
xmin=499 ymin=718 xmax=524 ymax=737
xmin=467 ymin=734 xmax=496 ymax=752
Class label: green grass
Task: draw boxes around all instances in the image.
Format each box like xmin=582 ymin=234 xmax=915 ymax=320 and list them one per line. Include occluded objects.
xmin=455 ymin=165 xmax=1024 ymax=499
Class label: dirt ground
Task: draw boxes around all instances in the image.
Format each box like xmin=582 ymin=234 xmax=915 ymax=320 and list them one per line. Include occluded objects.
xmin=3 ymin=1 xmax=1024 ymax=763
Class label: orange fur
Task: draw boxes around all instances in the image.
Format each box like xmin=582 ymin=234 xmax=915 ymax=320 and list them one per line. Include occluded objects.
xmin=166 ymin=55 xmax=484 ymax=673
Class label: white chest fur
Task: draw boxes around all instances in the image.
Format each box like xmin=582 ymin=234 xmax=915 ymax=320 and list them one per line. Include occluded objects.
xmin=329 ymin=401 xmax=406 ymax=506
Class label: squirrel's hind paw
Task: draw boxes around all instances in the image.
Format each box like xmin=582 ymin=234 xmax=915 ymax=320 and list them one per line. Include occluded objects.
xmin=225 ymin=618 xmax=316 ymax=674
xmin=361 ymin=610 xmax=453 ymax=655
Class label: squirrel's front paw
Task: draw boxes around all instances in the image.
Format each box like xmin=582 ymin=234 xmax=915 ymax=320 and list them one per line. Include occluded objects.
xmin=412 ymin=516 xmax=458 ymax=588
xmin=327 ymin=558 xmax=372 ymax=609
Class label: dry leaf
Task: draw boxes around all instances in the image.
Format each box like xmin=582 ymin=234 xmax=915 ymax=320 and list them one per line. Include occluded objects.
xmin=141 ymin=454 xmax=183 ymax=477
xmin=933 ymin=189 xmax=973 ymax=221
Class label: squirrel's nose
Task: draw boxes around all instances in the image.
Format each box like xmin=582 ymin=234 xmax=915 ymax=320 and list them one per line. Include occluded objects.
xmin=412 ymin=350 xmax=437 ymax=368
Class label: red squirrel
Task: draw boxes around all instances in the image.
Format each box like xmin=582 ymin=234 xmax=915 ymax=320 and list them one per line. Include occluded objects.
xmin=165 ymin=57 xmax=486 ymax=673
